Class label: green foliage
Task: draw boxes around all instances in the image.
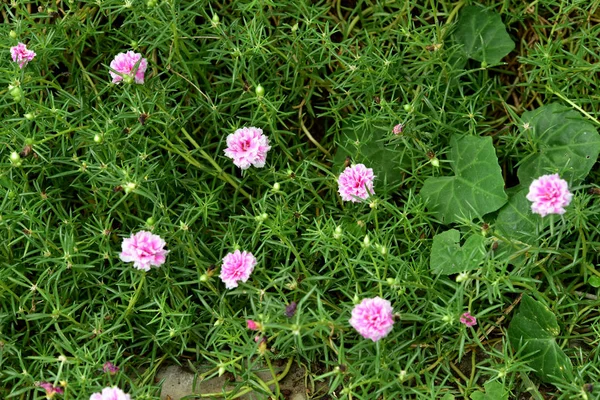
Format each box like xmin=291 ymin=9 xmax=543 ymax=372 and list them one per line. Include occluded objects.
xmin=508 ymin=295 xmax=574 ymax=383
xmin=430 ymin=229 xmax=486 ymax=275
xmin=452 ymin=5 xmax=515 ymax=64
xmin=420 ymin=135 xmax=507 ymax=224
xmin=470 ymin=380 xmax=509 ymax=400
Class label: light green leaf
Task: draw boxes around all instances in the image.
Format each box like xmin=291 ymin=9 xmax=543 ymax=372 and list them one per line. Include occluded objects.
xmin=440 ymin=394 xmax=455 ymax=400
xmin=334 ymin=125 xmax=409 ymax=187
xmin=420 ymin=135 xmax=507 ymax=224
xmin=589 ymin=276 xmax=600 ymax=288
xmin=470 ymin=380 xmax=509 ymax=400
xmin=517 ymin=103 xmax=600 ymax=186
xmin=430 ymin=230 xmax=486 ymax=275
xmin=508 ymin=295 xmax=573 ymax=383
xmin=452 ymin=6 xmax=515 ymax=64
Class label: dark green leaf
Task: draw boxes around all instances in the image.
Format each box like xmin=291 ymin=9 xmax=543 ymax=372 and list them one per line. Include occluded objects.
xmin=430 ymin=229 xmax=486 ymax=275
xmin=420 ymin=135 xmax=507 ymax=224
xmin=517 ymin=103 xmax=600 ymax=186
xmin=508 ymin=295 xmax=573 ymax=383
xmin=452 ymin=6 xmax=515 ymax=64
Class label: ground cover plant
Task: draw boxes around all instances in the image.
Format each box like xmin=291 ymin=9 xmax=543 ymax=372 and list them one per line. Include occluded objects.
xmin=2 ymin=0 xmax=600 ymax=399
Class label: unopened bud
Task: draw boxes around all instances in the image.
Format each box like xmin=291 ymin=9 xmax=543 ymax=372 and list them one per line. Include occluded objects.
xmin=212 ymin=14 xmax=220 ymax=24
xmin=430 ymin=157 xmax=440 ymax=167
xmin=291 ymin=23 xmax=299 ymax=32
xmin=386 ymin=277 xmax=395 ymax=286
xmin=456 ymin=272 xmax=469 ymax=283
xmin=10 ymin=151 xmax=21 ymax=165
xmin=255 ymin=84 xmax=265 ymax=97
xmin=24 ymin=113 xmax=34 ymax=120
xmin=272 ymin=182 xmax=280 ymax=191
xmin=124 ymin=182 xmax=136 ymax=194
xmin=363 ymin=235 xmax=370 ymax=247
xmin=333 ymin=225 xmax=343 ymax=239
xmin=9 ymin=30 xmax=17 ymax=39
xmin=146 ymin=217 xmax=156 ymax=226
xmin=93 ymin=134 xmax=102 ymax=143
xmin=123 ymin=74 xmax=134 ymax=84
xmin=403 ymin=104 xmax=412 ymax=112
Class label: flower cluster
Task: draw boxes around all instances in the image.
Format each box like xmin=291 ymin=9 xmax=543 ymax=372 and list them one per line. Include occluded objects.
xmin=119 ymin=230 xmax=168 ymax=271
xmin=109 ymin=51 xmax=148 ymax=84
xmin=10 ymin=43 xmax=36 ymax=69
xmin=224 ymin=127 xmax=271 ymax=170
xmin=349 ymin=297 xmax=394 ymax=341
xmin=220 ymin=250 xmax=257 ymax=289
xmin=526 ymin=173 xmax=572 ymax=217
xmin=337 ymin=164 xmax=375 ymax=202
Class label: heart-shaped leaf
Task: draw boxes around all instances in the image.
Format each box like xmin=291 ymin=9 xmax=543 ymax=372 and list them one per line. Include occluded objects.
xmin=508 ymin=295 xmax=573 ymax=383
xmin=420 ymin=135 xmax=507 ymax=224
xmin=470 ymin=380 xmax=509 ymax=400
xmin=430 ymin=229 xmax=486 ymax=275
xmin=517 ymin=103 xmax=600 ymax=186
xmin=452 ymin=6 xmax=515 ymax=64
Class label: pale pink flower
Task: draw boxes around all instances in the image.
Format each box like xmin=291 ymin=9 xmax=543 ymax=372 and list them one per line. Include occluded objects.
xmin=11 ymin=43 xmax=36 ymax=69
xmin=337 ymin=164 xmax=375 ymax=202
xmin=102 ymin=361 xmax=119 ymax=374
xmin=526 ymin=173 xmax=573 ymax=217
xmin=109 ymin=51 xmax=148 ymax=84
xmin=89 ymin=387 xmax=131 ymax=400
xmin=224 ymin=127 xmax=271 ymax=170
xmin=39 ymin=382 xmax=64 ymax=398
xmin=220 ymin=250 xmax=257 ymax=289
xmin=119 ymin=231 xmax=168 ymax=271
xmin=460 ymin=312 xmax=477 ymax=327
xmin=392 ymin=123 xmax=403 ymax=135
xmin=349 ymin=297 xmax=394 ymax=342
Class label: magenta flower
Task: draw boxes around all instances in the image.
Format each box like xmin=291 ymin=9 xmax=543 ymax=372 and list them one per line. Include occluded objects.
xmin=460 ymin=312 xmax=477 ymax=327
xmin=89 ymin=387 xmax=131 ymax=400
xmin=246 ymin=320 xmax=261 ymax=331
xmin=392 ymin=123 xmax=403 ymax=135
xmin=349 ymin=297 xmax=394 ymax=342
xmin=526 ymin=173 xmax=573 ymax=217
xmin=337 ymin=164 xmax=375 ymax=202
xmin=119 ymin=231 xmax=168 ymax=271
xmin=38 ymin=382 xmax=64 ymax=398
xmin=219 ymin=250 xmax=257 ymax=289
xmin=102 ymin=361 xmax=119 ymax=374
xmin=224 ymin=127 xmax=271 ymax=170
xmin=11 ymin=43 xmax=36 ymax=69
xmin=109 ymin=51 xmax=148 ymax=84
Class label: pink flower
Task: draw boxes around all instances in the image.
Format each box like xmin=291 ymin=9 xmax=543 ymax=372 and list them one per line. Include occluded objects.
xmin=337 ymin=164 xmax=375 ymax=202
xmin=109 ymin=51 xmax=148 ymax=84
xmin=119 ymin=231 xmax=168 ymax=271
xmin=89 ymin=387 xmax=131 ymax=400
xmin=102 ymin=361 xmax=119 ymax=374
xmin=392 ymin=123 xmax=403 ymax=135
xmin=11 ymin=43 xmax=36 ymax=69
xmin=526 ymin=173 xmax=573 ymax=217
xmin=246 ymin=320 xmax=261 ymax=330
xmin=38 ymin=382 xmax=64 ymax=398
xmin=460 ymin=312 xmax=477 ymax=327
xmin=349 ymin=297 xmax=394 ymax=342
xmin=219 ymin=250 xmax=257 ymax=289
xmin=224 ymin=127 xmax=271 ymax=170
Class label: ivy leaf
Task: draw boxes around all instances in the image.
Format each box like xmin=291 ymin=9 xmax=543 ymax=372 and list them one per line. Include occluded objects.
xmin=333 ymin=124 xmax=409 ymax=188
xmin=420 ymin=135 xmax=507 ymax=224
xmin=508 ymin=295 xmax=573 ymax=383
xmin=430 ymin=230 xmax=486 ymax=275
xmin=517 ymin=103 xmax=600 ymax=186
xmin=452 ymin=6 xmax=515 ymax=64
xmin=470 ymin=380 xmax=509 ymax=400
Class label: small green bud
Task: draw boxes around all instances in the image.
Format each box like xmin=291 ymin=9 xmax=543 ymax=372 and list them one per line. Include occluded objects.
xmin=24 ymin=138 xmax=34 ymax=145
xmin=386 ymin=277 xmax=395 ymax=286
xmin=218 ymin=366 xmax=226 ymax=376
xmin=123 ymin=74 xmax=134 ymax=84
xmin=124 ymin=182 xmax=136 ymax=194
xmin=7 ymin=190 xmax=16 ymax=199
xmin=146 ymin=216 xmax=156 ymax=226
xmin=291 ymin=23 xmax=299 ymax=32
xmin=10 ymin=86 xmax=23 ymax=99
xmin=24 ymin=113 xmax=34 ymax=120
xmin=481 ymin=61 xmax=488 ymax=69
xmin=403 ymin=104 xmax=412 ymax=112
xmin=93 ymin=134 xmax=102 ymax=143
xmin=456 ymin=272 xmax=469 ymax=283
xmin=255 ymin=84 xmax=265 ymax=97
xmin=430 ymin=157 xmax=440 ymax=167
xmin=333 ymin=225 xmax=343 ymax=239
xmin=379 ymin=245 xmax=387 ymax=256
xmin=398 ymin=370 xmax=408 ymax=382
xmin=147 ymin=0 xmax=157 ymax=7
xmin=363 ymin=235 xmax=370 ymax=247
xmin=9 ymin=30 xmax=17 ymax=39
xmin=199 ymin=274 xmax=208 ymax=282
xmin=272 ymin=182 xmax=280 ymax=191
xmin=212 ymin=14 xmax=220 ymax=24
xmin=10 ymin=151 xmax=21 ymax=163
xmin=255 ymin=212 xmax=268 ymax=222
xmin=130 ymin=40 xmax=138 ymax=49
